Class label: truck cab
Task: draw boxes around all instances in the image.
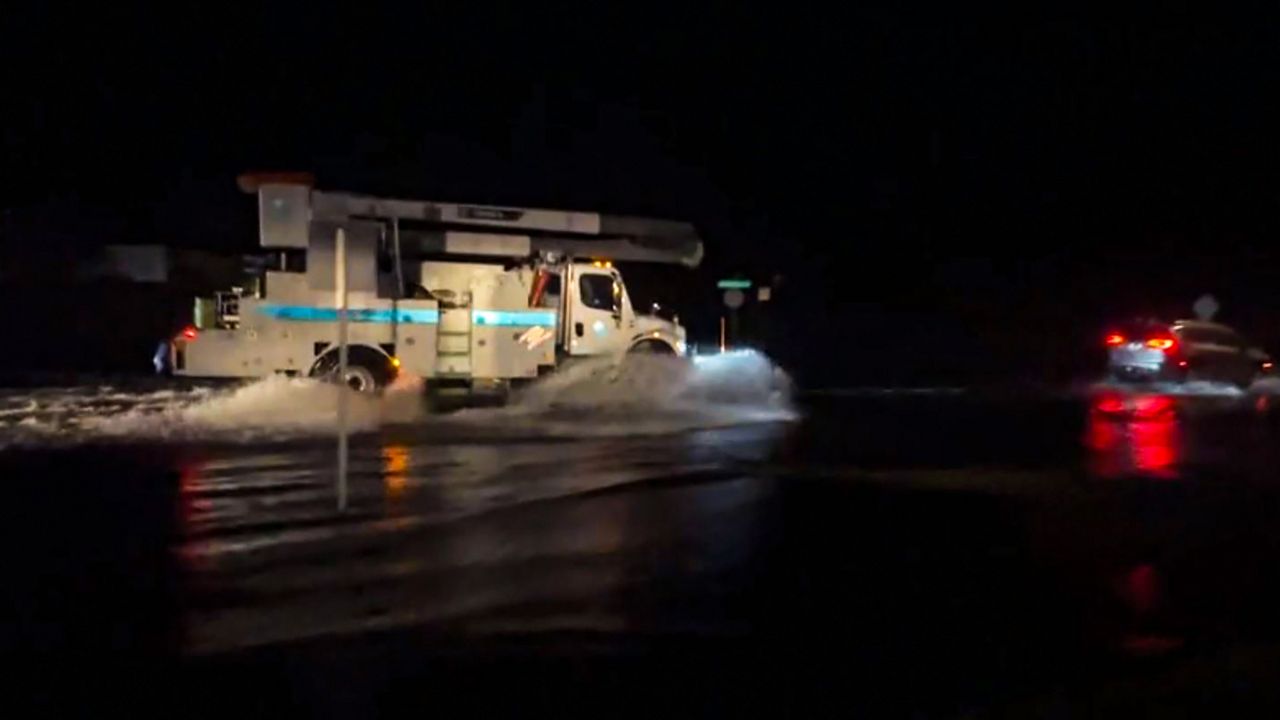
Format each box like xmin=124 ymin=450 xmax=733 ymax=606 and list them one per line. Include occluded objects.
xmin=562 ymin=261 xmax=685 ymax=357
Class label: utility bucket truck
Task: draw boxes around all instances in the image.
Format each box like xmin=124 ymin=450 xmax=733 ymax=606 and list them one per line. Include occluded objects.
xmin=168 ymin=178 xmax=701 ymax=401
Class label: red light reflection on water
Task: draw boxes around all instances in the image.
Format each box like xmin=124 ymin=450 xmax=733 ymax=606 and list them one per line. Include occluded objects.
xmin=1086 ymin=392 xmax=1182 ymax=479
xmin=175 ymin=454 xmax=211 ymax=573
xmin=1117 ymin=562 xmax=1184 ymax=655
xmin=177 ymin=457 xmax=200 ymax=522
xmin=1094 ymin=393 xmax=1127 ymax=414
xmin=1123 ymin=563 xmax=1161 ymax=614
xmin=1129 ymin=417 xmax=1179 ymax=474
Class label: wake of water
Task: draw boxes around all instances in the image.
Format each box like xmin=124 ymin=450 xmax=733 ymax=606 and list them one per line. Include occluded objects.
xmin=0 ymin=350 xmax=795 ymax=448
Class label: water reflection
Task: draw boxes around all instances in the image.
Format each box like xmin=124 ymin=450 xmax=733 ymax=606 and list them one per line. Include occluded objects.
xmin=1121 ymin=562 xmax=1161 ymax=615
xmin=175 ymin=452 xmax=212 ymax=574
xmin=1111 ymin=561 xmax=1186 ymax=656
xmin=176 ymin=453 xmax=204 ymax=525
xmin=1086 ymin=392 xmax=1183 ymax=479
xmin=171 ymin=421 xmax=793 ymax=651
xmin=381 ymin=442 xmax=410 ymax=501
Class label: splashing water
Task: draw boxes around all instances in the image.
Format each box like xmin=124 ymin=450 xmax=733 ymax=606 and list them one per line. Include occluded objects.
xmin=483 ymin=349 xmax=795 ymax=435
xmin=0 ymin=375 xmax=425 ymax=448
xmin=0 ymin=350 xmax=794 ymax=447
xmin=515 ymin=350 xmax=789 ymax=411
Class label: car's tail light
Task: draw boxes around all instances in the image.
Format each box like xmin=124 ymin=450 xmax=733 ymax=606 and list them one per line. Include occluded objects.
xmin=1105 ymin=333 xmax=1126 ymax=347
xmin=1145 ymin=337 xmax=1175 ymax=351
xmin=181 ymin=326 xmax=198 ymax=340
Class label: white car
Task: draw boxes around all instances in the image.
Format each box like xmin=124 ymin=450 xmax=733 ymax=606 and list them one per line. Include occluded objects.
xmin=1106 ymin=318 xmax=1272 ymax=387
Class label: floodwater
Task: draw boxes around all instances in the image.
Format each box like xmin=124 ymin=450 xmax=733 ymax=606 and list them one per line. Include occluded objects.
xmin=8 ymin=357 xmax=1280 ymax=716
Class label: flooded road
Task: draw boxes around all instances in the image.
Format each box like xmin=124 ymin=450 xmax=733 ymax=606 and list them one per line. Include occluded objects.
xmin=9 ymin=368 xmax=1280 ymax=716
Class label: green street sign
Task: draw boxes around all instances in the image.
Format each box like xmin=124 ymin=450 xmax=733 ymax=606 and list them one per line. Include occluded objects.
xmin=717 ymin=279 xmax=752 ymax=290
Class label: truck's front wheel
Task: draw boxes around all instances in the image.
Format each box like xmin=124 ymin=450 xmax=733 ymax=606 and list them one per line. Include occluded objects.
xmin=628 ymin=339 xmax=676 ymax=354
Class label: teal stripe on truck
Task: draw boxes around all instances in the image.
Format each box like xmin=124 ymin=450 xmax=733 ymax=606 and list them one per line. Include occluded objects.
xmin=257 ymin=305 xmax=557 ymax=326
xmin=257 ymin=305 xmax=440 ymax=323
xmin=472 ymin=310 xmax=557 ymax=327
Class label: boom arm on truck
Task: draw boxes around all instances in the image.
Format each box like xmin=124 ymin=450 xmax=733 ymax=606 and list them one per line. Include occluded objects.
xmin=302 ymin=189 xmax=704 ymax=268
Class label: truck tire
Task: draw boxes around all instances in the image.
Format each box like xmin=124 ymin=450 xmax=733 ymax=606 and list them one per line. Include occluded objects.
xmin=310 ymin=346 xmax=396 ymax=393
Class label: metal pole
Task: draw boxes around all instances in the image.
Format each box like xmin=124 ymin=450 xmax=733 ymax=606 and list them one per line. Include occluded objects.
xmin=719 ymin=316 xmax=726 ymax=353
xmin=336 ymin=228 xmax=350 ymax=512
xmin=560 ymin=260 xmax=573 ymax=349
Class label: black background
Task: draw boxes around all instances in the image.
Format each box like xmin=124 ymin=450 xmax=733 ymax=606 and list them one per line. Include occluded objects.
xmin=5 ymin=3 xmax=1280 ymax=386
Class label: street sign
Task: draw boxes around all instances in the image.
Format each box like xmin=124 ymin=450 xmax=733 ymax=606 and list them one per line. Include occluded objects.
xmin=723 ymin=289 xmax=745 ymax=309
xmin=717 ymin=279 xmax=752 ymax=290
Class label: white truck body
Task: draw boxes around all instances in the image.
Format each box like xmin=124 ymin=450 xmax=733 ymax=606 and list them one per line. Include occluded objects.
xmin=173 ymin=183 xmax=698 ymax=392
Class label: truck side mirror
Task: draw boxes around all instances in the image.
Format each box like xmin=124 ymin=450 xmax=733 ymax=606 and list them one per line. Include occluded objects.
xmin=611 ymin=276 xmax=624 ymax=323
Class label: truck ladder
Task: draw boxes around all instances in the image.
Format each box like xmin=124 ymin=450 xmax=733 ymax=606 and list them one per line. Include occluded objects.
xmin=434 ymin=292 xmax=473 ymax=379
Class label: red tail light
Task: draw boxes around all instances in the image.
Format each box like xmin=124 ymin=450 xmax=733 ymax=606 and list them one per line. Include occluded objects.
xmin=1145 ymin=337 xmax=1175 ymax=351
xmin=181 ymin=326 xmax=198 ymax=340
xmin=1105 ymin=333 xmax=1126 ymax=347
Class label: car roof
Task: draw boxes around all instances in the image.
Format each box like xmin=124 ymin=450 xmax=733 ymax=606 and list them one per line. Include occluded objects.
xmin=1171 ymin=319 xmax=1235 ymax=331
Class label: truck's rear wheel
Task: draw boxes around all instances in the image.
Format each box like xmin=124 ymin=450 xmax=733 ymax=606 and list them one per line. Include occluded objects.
xmin=338 ymin=364 xmax=378 ymax=393
xmin=310 ymin=346 xmax=396 ymax=393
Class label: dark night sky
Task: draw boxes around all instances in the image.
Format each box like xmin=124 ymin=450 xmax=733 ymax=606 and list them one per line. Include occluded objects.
xmin=5 ymin=4 xmax=1280 ymax=383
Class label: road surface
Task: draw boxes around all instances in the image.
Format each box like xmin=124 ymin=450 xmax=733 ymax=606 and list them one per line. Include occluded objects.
xmin=7 ymin=368 xmax=1280 ymax=716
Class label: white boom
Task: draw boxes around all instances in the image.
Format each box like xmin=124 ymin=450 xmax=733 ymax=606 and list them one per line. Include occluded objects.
xmin=262 ymin=186 xmax=703 ymax=268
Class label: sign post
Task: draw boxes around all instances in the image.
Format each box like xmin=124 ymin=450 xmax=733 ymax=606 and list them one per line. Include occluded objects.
xmin=721 ymin=287 xmax=745 ymax=351
xmin=335 ymin=228 xmax=350 ymax=512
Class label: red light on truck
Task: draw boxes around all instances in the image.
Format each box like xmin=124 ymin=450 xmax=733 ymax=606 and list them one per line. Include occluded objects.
xmin=181 ymin=326 xmax=198 ymax=340
xmin=1145 ymin=338 xmax=1175 ymax=351
xmin=1105 ymin=333 xmax=1125 ymax=347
